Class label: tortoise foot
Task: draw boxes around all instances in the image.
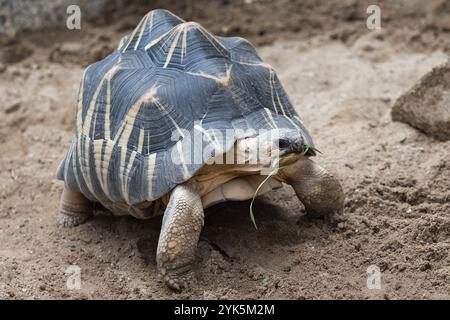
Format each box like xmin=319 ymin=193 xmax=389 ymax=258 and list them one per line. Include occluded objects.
xmin=157 ymin=184 xmax=204 ymax=291
xmin=58 ymin=186 xmax=93 ymax=228
xmin=58 ymin=212 xmax=92 ymax=228
xmin=280 ymin=157 xmax=345 ymax=222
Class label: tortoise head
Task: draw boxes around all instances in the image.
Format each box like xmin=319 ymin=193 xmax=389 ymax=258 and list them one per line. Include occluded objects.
xmin=233 ymin=128 xmax=310 ymax=169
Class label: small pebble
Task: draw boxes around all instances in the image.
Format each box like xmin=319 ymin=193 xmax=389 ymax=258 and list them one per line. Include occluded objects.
xmin=4 ymin=101 xmax=21 ymax=114
xmin=419 ymin=262 xmax=431 ymax=271
xmin=282 ymin=266 xmax=291 ymax=273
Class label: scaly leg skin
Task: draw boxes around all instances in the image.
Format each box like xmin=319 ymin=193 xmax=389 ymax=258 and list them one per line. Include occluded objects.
xmin=58 ymin=186 xmax=94 ymax=228
xmin=157 ymin=184 xmax=204 ymax=291
xmin=280 ymin=157 xmax=345 ymax=223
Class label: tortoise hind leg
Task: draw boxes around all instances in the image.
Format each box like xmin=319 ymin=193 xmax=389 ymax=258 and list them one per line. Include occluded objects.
xmin=58 ymin=186 xmax=94 ymax=228
xmin=280 ymin=157 xmax=344 ymax=222
xmin=157 ymin=184 xmax=204 ymax=291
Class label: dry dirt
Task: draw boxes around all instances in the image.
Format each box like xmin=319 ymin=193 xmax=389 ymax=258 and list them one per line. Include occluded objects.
xmin=0 ymin=1 xmax=449 ymax=299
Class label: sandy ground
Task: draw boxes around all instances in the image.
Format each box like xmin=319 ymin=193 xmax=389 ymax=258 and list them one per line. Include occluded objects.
xmin=0 ymin=1 xmax=449 ymax=299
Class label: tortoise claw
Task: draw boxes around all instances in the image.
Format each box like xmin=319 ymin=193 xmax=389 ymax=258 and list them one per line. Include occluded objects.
xmin=159 ymin=265 xmax=197 ymax=291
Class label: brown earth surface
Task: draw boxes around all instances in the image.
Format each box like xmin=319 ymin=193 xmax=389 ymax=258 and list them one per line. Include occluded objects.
xmin=0 ymin=1 xmax=449 ymax=299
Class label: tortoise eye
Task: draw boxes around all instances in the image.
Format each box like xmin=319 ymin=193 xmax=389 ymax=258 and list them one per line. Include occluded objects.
xmin=278 ymin=139 xmax=290 ymax=149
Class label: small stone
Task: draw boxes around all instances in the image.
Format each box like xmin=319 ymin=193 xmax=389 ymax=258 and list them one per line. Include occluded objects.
xmin=4 ymin=101 xmax=21 ymax=114
xmin=59 ymin=42 xmax=83 ymax=54
xmin=392 ymin=63 xmax=450 ymax=141
xmin=419 ymin=262 xmax=432 ymax=271
xmin=395 ymin=264 xmax=406 ymax=272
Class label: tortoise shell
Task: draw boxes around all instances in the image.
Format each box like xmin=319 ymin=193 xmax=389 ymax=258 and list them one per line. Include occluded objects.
xmin=56 ymin=9 xmax=313 ymax=211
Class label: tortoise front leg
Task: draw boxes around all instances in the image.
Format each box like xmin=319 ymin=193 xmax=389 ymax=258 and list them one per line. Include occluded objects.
xmin=58 ymin=186 xmax=94 ymax=227
xmin=280 ymin=157 xmax=344 ymax=221
xmin=157 ymin=184 xmax=204 ymax=291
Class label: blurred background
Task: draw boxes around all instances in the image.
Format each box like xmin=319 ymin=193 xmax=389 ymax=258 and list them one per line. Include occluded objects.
xmin=1 ymin=0 xmax=449 ymax=63
xmin=0 ymin=1 xmax=448 ymax=299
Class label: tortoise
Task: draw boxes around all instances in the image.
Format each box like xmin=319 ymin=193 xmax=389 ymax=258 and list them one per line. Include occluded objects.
xmin=56 ymin=9 xmax=344 ymax=290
